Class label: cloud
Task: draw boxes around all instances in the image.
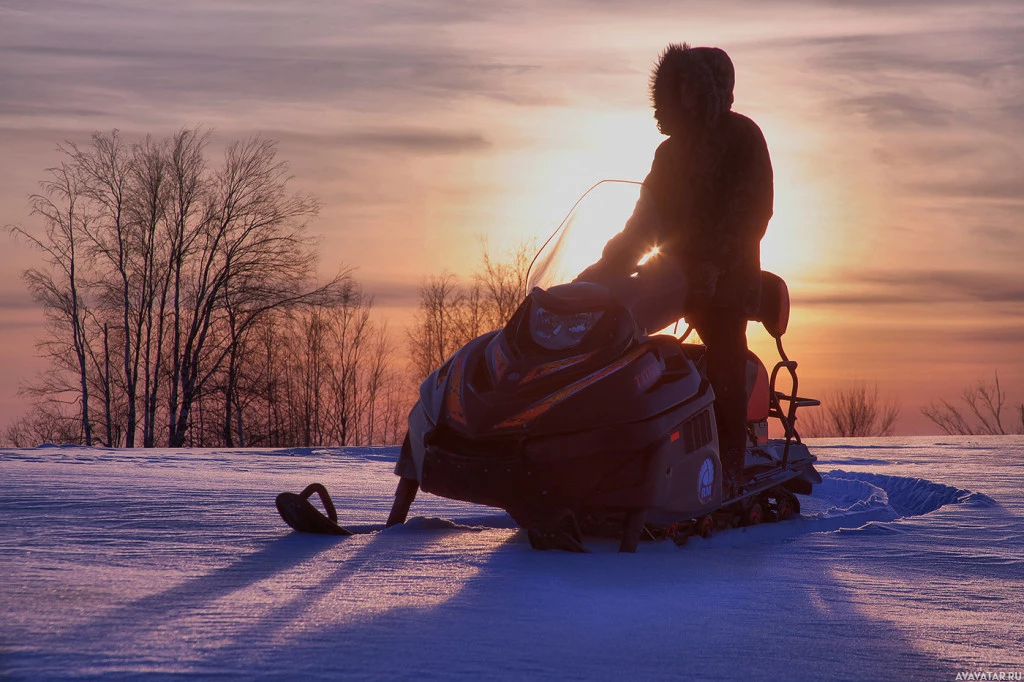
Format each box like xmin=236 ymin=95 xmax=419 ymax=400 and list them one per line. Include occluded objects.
xmin=774 ymin=15 xmax=1024 ymax=138
xmin=273 ymin=129 xmax=491 ymax=155
xmin=882 ymin=270 xmax=1024 ymax=304
xmin=0 ymin=318 xmax=43 ymax=333
xmin=0 ymin=292 xmax=38 ymax=312
xmin=3 ymin=1 xmax=1024 ymax=304
xmin=808 ymin=28 xmax=1021 ymax=80
xmin=0 ymin=291 xmax=42 ymax=334
xmin=799 ymin=269 xmax=1024 ymax=307
xmin=840 ymin=92 xmax=953 ymax=128
xmin=775 ymin=13 xmax=1024 ymax=270
xmin=358 ymin=278 xmax=422 ymax=310
xmin=0 ymin=45 xmax=542 ymax=119
xmin=908 ymin=177 xmax=1024 ymax=203
xmin=950 ymin=325 xmax=1024 ymax=347
xmin=0 ymin=1 xmax=560 ymax=138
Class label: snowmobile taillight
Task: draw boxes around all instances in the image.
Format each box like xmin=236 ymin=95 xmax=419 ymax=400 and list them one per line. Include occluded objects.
xmin=529 ymin=304 xmax=604 ymax=351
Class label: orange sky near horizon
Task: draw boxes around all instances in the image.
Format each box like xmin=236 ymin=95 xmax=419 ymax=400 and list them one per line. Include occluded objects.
xmin=0 ymin=0 xmax=1022 ymax=435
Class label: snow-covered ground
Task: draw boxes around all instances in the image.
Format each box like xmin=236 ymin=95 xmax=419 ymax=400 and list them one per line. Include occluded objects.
xmin=2 ymin=437 xmax=1022 ymax=681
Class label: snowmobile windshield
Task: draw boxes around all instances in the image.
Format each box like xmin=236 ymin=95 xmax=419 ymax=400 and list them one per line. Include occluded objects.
xmin=527 ymin=180 xmax=644 ymax=291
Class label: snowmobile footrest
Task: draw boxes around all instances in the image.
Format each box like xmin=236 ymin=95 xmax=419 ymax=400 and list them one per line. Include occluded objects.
xmin=619 ymin=508 xmax=646 ymax=553
xmin=526 ymin=510 xmax=588 ymax=552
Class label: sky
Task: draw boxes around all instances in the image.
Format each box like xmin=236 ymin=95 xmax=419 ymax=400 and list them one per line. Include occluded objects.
xmin=1 ymin=0 xmax=1022 ymax=434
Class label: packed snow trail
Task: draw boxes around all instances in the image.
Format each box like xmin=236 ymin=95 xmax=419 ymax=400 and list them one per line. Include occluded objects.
xmin=1 ymin=437 xmax=1022 ymax=681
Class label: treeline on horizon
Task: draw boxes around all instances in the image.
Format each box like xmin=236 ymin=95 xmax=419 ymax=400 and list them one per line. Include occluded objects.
xmin=4 ymin=128 xmax=531 ymax=449
xmin=4 ymin=128 xmax=1022 ymax=448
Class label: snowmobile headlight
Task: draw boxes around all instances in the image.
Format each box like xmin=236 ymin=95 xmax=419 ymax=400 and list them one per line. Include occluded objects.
xmin=529 ymin=305 xmax=604 ymax=351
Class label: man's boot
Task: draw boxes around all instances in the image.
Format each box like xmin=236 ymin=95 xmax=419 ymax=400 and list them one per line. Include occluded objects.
xmin=722 ymin=447 xmax=747 ymax=500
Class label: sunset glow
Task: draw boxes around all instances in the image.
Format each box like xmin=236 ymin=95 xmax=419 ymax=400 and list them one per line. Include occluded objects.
xmin=0 ymin=1 xmax=1022 ymax=435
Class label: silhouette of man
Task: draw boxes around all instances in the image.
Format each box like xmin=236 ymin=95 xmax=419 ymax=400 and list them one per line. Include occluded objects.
xmin=577 ymin=44 xmax=773 ymax=496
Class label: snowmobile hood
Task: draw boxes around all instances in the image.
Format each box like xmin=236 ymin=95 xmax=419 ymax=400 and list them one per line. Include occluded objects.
xmin=651 ymin=43 xmax=735 ymax=132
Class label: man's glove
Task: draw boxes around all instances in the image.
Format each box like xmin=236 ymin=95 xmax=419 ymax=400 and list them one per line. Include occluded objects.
xmin=574 ymin=260 xmax=612 ymax=283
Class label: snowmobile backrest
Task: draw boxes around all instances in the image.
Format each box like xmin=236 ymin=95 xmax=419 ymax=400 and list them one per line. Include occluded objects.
xmin=756 ymin=271 xmax=789 ymax=339
xmin=746 ymin=353 xmax=770 ymax=423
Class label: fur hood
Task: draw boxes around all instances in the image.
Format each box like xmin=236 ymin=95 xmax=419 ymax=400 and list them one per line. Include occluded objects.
xmin=650 ymin=44 xmax=735 ymax=130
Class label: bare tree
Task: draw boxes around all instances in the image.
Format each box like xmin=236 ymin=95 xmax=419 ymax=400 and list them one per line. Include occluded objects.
xmin=922 ymin=372 xmax=1024 ymax=435
xmin=407 ymin=240 xmax=534 ymax=380
xmin=11 ymin=159 xmax=96 ymax=445
xmin=3 ymin=401 xmax=84 ymax=447
xmin=801 ymin=382 xmax=901 ymax=438
xmin=408 ymin=273 xmax=467 ymax=380
xmin=150 ymin=128 xmax=209 ymax=447
xmin=361 ymin=322 xmax=399 ymax=446
xmin=242 ymin=314 xmax=290 ymax=447
xmin=475 ymin=239 xmax=533 ymax=326
xmin=187 ymin=284 xmax=409 ymax=449
xmin=9 ymin=128 xmax=350 ymax=448
xmin=73 ymin=130 xmax=150 ymax=446
xmin=221 ymin=300 xmax=249 ymax=447
xmin=160 ymin=135 xmax=343 ymax=447
xmin=128 ymin=134 xmax=172 ymax=447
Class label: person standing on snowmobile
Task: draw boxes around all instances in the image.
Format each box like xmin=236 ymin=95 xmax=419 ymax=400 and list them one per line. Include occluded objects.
xmin=577 ymin=43 xmax=773 ymax=496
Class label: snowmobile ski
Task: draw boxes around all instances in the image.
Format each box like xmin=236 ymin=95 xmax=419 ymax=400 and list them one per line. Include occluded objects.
xmin=275 ymin=483 xmax=353 ymax=535
xmin=277 ymin=478 xmax=418 ymax=536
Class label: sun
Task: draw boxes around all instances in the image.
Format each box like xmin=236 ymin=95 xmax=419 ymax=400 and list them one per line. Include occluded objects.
xmin=488 ymin=106 xmax=662 ymax=253
xmin=755 ymin=114 xmax=838 ymax=283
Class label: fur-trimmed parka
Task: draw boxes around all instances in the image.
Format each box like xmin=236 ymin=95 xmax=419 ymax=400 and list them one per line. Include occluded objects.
xmin=596 ymin=44 xmax=773 ymax=315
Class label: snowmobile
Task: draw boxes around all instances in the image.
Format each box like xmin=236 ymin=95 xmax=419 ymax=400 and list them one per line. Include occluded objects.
xmin=278 ymin=180 xmax=821 ymax=551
